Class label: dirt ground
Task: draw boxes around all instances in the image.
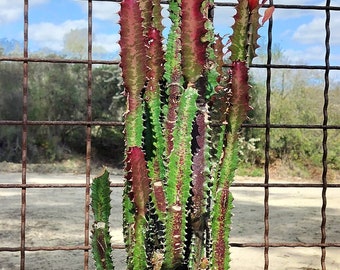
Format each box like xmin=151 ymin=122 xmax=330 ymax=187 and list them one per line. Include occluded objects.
xmin=0 ymin=171 xmax=339 ymax=270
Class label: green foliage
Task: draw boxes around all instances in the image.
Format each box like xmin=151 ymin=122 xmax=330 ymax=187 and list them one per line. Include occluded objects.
xmin=0 ymin=58 xmax=124 ymax=164
xmin=91 ymin=169 xmax=114 ymax=270
xmin=246 ymin=62 xmax=340 ymax=173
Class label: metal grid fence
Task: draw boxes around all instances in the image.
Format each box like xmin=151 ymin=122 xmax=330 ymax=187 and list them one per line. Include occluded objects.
xmin=0 ymin=1 xmax=340 ymax=269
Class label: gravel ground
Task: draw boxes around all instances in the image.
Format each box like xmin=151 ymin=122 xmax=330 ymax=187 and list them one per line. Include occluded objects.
xmin=0 ymin=172 xmax=339 ymax=270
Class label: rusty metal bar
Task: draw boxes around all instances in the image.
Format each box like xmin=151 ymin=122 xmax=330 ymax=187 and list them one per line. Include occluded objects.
xmin=321 ymin=1 xmax=331 ymax=269
xmin=2 ymin=120 xmax=340 ymax=130
xmin=0 ymin=56 xmax=119 ymax=65
xmin=0 ymin=120 xmax=124 ymax=126
xmin=263 ymin=1 xmax=274 ymax=268
xmin=84 ymin=0 xmax=340 ymax=11
xmin=2 ymin=242 xmax=340 ymax=253
xmin=2 ymin=182 xmax=340 ymax=189
xmin=2 ymin=55 xmax=340 ymax=71
xmin=20 ymin=1 xmax=29 ymax=269
xmin=0 ymin=57 xmax=114 ymax=64
xmin=230 ymin=242 xmax=340 ymax=248
xmin=0 ymin=183 xmax=124 ymax=188
xmin=3 ymin=241 xmax=340 ymax=253
xmin=0 ymin=246 xmax=92 ymax=252
xmin=84 ymin=1 xmax=93 ymax=269
xmin=0 ymin=2 xmax=339 ymax=270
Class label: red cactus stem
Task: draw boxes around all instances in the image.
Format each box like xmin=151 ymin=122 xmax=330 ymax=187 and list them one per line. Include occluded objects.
xmin=119 ymin=0 xmax=147 ymax=147
xmin=127 ymin=146 xmax=150 ymax=215
xmin=181 ymin=0 xmax=208 ymax=83
xmin=213 ymin=187 xmax=232 ymax=269
xmin=229 ymin=60 xmax=251 ymax=128
xmin=191 ymin=112 xmax=207 ymax=222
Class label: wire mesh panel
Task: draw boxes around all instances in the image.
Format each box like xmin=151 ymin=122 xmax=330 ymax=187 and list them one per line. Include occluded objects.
xmin=0 ymin=1 xmax=340 ymax=269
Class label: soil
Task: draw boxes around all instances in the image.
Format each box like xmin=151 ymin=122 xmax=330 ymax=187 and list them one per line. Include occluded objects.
xmin=0 ymin=163 xmax=339 ymax=269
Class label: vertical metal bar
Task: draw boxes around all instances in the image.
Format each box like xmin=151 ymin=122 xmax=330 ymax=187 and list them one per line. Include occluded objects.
xmin=264 ymin=1 xmax=274 ymax=269
xmin=321 ymin=1 xmax=331 ymax=269
xmin=84 ymin=0 xmax=93 ymax=269
xmin=20 ymin=0 xmax=29 ymax=269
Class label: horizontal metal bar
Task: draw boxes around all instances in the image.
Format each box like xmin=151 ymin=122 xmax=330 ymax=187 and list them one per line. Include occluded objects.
xmin=0 ymin=183 xmax=124 ymax=188
xmin=230 ymin=242 xmax=340 ymax=248
xmin=84 ymin=0 xmax=340 ymax=11
xmin=0 ymin=245 xmax=91 ymax=252
xmin=1 ymin=120 xmax=339 ymax=130
xmin=1 ymin=242 xmax=340 ymax=253
xmin=0 ymin=56 xmax=119 ymax=65
xmin=0 ymin=120 xmax=124 ymax=126
xmin=232 ymin=183 xmax=340 ymax=188
xmin=243 ymin=124 xmax=340 ymax=129
xmin=252 ymin=63 xmax=340 ymax=70
xmin=1 ymin=182 xmax=340 ymax=189
xmin=2 ymin=56 xmax=340 ymax=71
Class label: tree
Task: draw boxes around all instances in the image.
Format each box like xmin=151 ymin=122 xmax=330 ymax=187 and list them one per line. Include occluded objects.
xmin=63 ymin=28 xmax=88 ymax=58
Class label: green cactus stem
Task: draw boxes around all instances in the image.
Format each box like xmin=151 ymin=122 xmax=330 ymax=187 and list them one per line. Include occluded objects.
xmin=91 ymin=169 xmax=114 ymax=270
xmin=124 ymin=147 xmax=150 ymax=269
xmin=115 ymin=0 xmax=274 ymax=269
xmin=163 ymin=87 xmax=198 ymax=268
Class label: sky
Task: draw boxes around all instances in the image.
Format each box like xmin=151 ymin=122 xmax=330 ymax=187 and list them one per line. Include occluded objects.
xmin=1 ymin=0 xmax=340 ymax=67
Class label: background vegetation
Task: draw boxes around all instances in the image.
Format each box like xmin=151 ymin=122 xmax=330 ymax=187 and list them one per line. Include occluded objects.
xmin=0 ymin=46 xmax=339 ymax=176
xmin=0 ymin=48 xmax=125 ymax=165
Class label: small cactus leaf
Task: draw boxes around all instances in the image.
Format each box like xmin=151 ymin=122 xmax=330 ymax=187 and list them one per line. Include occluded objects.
xmin=91 ymin=169 xmax=114 ymax=270
xmin=262 ymin=6 xmax=275 ymax=25
xmin=181 ymin=0 xmax=208 ymax=83
xmin=91 ymin=169 xmax=112 ymax=223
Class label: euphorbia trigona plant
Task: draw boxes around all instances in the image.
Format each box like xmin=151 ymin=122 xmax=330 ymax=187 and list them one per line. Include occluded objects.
xmin=90 ymin=0 xmax=273 ymax=269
